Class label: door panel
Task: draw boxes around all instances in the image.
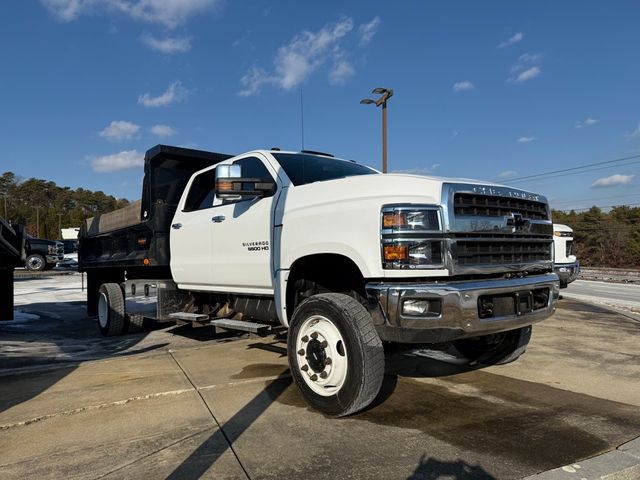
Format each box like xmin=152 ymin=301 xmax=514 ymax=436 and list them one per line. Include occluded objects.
xmin=208 ymin=196 xmax=274 ymax=291
xmin=169 ymin=208 xmax=214 ymax=287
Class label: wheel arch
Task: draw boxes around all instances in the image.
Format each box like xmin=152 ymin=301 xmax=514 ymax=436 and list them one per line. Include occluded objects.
xmin=284 ymin=253 xmax=366 ymax=326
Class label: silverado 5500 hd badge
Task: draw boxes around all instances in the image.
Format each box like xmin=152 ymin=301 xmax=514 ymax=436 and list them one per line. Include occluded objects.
xmin=243 ymin=241 xmax=269 ymax=252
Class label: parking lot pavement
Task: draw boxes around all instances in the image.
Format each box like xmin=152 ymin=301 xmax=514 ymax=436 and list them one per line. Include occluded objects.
xmin=1 ymin=276 xmax=639 ymax=479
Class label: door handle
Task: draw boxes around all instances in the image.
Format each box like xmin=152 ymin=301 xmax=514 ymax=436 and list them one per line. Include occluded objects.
xmin=211 ymin=215 xmax=226 ymax=223
xmin=171 ymin=223 xmax=182 ymax=229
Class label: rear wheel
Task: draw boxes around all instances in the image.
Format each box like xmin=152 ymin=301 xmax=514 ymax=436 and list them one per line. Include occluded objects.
xmin=454 ymin=326 xmax=532 ymax=365
xmin=127 ymin=313 xmax=144 ymax=333
xmin=287 ymin=293 xmax=384 ymax=417
xmin=25 ymin=254 xmax=46 ymax=271
xmin=97 ymin=283 xmax=126 ymax=336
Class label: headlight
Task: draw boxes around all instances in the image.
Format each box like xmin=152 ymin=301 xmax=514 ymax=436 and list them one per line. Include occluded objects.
xmin=48 ymin=245 xmax=56 ymax=254
xmin=381 ymin=205 xmax=444 ymax=269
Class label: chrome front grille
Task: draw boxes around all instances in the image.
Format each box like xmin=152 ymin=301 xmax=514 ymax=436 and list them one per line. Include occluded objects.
xmin=454 ymin=193 xmax=549 ymax=220
xmin=443 ymin=183 xmax=553 ymax=274
xmin=452 ymin=235 xmax=552 ymax=266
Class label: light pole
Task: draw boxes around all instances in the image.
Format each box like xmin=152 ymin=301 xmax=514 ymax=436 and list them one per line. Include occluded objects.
xmin=360 ymin=87 xmax=393 ymax=173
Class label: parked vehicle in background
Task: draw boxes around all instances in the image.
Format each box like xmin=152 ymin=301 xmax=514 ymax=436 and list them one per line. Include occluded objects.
xmin=79 ymin=144 xmax=560 ymax=416
xmin=24 ymin=236 xmax=64 ymax=271
xmin=553 ymin=224 xmax=579 ymax=288
xmin=56 ymin=239 xmax=78 ymax=269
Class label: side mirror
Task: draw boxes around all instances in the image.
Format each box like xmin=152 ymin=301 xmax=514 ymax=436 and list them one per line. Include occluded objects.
xmin=215 ymin=164 xmax=276 ymax=200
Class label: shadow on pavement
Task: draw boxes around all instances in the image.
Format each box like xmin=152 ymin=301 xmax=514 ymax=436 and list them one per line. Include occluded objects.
xmin=408 ymin=455 xmax=496 ymax=480
xmin=165 ymin=374 xmax=292 ymax=480
xmin=0 ymin=300 xmax=164 ymax=415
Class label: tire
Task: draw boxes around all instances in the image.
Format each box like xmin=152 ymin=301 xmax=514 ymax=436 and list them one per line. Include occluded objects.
xmin=287 ymin=293 xmax=384 ymax=417
xmin=25 ymin=254 xmax=46 ymax=271
xmin=97 ymin=283 xmax=126 ymax=336
xmin=454 ymin=326 xmax=532 ymax=366
xmin=127 ymin=314 xmax=144 ymax=333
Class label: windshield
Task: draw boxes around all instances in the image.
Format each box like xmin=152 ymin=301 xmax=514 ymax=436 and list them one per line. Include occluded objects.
xmin=273 ymin=153 xmax=378 ymax=186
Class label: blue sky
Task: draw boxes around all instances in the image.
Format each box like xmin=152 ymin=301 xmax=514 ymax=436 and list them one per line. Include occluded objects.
xmin=1 ymin=0 xmax=639 ymax=211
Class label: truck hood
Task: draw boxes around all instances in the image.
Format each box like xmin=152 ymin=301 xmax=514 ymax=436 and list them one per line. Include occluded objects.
xmin=284 ymin=172 xmax=539 ymax=208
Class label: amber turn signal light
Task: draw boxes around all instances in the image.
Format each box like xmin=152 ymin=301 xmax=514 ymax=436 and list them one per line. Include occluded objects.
xmin=383 ymin=245 xmax=408 ymax=261
xmin=383 ymin=212 xmax=407 ymax=228
xmin=217 ymin=181 xmax=234 ymax=192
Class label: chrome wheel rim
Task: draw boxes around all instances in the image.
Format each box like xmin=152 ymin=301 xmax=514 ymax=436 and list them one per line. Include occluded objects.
xmin=98 ymin=292 xmax=108 ymax=329
xmin=295 ymin=315 xmax=347 ymax=397
xmin=28 ymin=256 xmax=44 ymax=270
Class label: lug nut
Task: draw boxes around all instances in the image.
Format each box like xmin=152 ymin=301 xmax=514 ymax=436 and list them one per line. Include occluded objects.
xmin=297 ymin=349 xmax=305 ymax=356
xmin=320 ymin=371 xmax=328 ymax=379
xmin=310 ymin=374 xmax=318 ymax=381
xmin=301 ymin=364 xmax=309 ymax=371
xmin=325 ymin=358 xmax=332 ymax=365
xmin=320 ymin=340 xmax=328 ymax=348
xmin=301 ymin=335 xmax=309 ymax=342
xmin=310 ymin=332 xmax=318 ymax=339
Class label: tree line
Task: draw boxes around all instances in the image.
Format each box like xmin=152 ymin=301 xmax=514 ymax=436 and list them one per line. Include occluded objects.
xmin=553 ymin=206 xmax=640 ymax=268
xmin=0 ymin=172 xmax=129 ymax=239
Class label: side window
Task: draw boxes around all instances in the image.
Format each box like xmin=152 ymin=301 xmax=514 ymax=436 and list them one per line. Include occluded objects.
xmin=183 ymin=169 xmax=216 ymax=212
xmin=233 ymin=156 xmax=275 ymax=183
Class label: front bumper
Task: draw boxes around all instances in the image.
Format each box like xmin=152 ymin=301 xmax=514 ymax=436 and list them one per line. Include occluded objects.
xmin=46 ymin=254 xmax=64 ymax=264
xmin=554 ymin=261 xmax=580 ymax=286
xmin=365 ymin=273 xmax=559 ymax=343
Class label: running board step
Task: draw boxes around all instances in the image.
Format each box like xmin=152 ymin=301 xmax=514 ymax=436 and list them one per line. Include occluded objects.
xmin=169 ymin=312 xmax=210 ymax=321
xmin=210 ymin=319 xmax=272 ymax=334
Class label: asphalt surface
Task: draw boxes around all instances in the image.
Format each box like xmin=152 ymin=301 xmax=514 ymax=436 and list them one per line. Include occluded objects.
xmin=1 ymin=273 xmax=639 ymax=479
xmin=562 ymin=279 xmax=640 ymax=312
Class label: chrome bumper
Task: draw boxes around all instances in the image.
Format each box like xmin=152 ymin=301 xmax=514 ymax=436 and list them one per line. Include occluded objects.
xmin=365 ymin=273 xmax=560 ymax=343
xmin=554 ymin=261 xmax=580 ymax=286
xmin=47 ymin=254 xmax=64 ymax=264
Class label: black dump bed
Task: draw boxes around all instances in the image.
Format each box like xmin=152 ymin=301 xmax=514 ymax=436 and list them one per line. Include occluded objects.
xmin=0 ymin=217 xmax=25 ymax=268
xmin=78 ymin=145 xmax=232 ymax=274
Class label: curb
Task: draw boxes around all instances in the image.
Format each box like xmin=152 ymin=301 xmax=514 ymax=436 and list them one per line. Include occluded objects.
xmin=523 ymin=437 xmax=640 ymax=480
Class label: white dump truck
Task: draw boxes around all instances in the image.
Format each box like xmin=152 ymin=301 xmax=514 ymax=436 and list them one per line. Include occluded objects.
xmin=79 ymin=145 xmax=559 ymax=416
xmin=553 ymin=223 xmax=580 ymax=288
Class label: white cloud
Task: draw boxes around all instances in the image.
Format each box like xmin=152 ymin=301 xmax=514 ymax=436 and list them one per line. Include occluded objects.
xmin=91 ymin=150 xmax=144 ymax=172
xmin=141 ymin=34 xmax=191 ymax=54
xmin=517 ymin=136 xmax=536 ymax=143
xmin=41 ymin=0 xmax=86 ymax=21
xmin=42 ymin=0 xmax=220 ymax=29
xmin=239 ymin=17 xmax=355 ymax=96
xmin=393 ymin=164 xmax=440 ymax=175
xmin=626 ymin=124 xmax=640 ymax=140
xmin=358 ymin=16 xmax=381 ymax=46
xmin=99 ymin=120 xmax=140 ymax=141
xmin=329 ymin=60 xmax=355 ymax=85
xmin=591 ymin=174 xmax=635 ymax=188
xmin=453 ymin=80 xmax=474 ymax=92
xmin=498 ymin=170 xmax=518 ymax=179
xmin=149 ymin=124 xmax=177 ymax=138
xmin=575 ymin=117 xmax=599 ymax=128
xmin=513 ymin=66 xmax=541 ymax=83
xmin=498 ymin=32 xmax=523 ymax=48
xmin=508 ymin=53 xmax=543 ymax=83
xmin=138 ymin=81 xmax=188 ymax=107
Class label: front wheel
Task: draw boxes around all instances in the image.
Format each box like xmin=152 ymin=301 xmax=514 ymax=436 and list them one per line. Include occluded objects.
xmin=25 ymin=254 xmax=46 ymax=271
xmin=287 ymin=293 xmax=384 ymax=417
xmin=454 ymin=326 xmax=532 ymax=365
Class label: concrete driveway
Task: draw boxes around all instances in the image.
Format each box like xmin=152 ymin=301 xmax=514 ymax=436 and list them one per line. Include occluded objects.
xmin=1 ymin=274 xmax=639 ymax=479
